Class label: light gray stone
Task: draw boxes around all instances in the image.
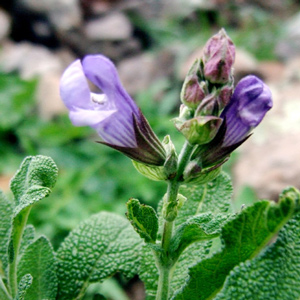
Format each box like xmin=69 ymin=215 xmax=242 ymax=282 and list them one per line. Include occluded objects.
xmin=84 ymin=12 xmax=132 ymax=41
xmin=0 ymin=41 xmax=63 ymax=79
xmin=0 ymin=9 xmax=11 ymax=41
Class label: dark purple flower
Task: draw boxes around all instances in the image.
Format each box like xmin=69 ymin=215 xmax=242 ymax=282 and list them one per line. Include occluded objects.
xmin=60 ymin=54 xmax=166 ymax=166
xmin=193 ymin=75 xmax=273 ymax=167
xmin=221 ymin=75 xmax=273 ymax=147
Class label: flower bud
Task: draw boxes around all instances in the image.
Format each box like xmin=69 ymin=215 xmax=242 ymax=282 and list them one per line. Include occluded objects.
xmin=202 ymin=29 xmax=235 ymax=84
xmin=174 ymin=115 xmax=222 ymax=145
xmin=181 ymin=59 xmax=206 ymax=109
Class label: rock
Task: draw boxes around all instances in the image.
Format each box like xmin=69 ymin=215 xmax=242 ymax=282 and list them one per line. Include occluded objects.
xmin=117 ymin=49 xmax=176 ymax=95
xmin=118 ymin=53 xmax=157 ymax=95
xmin=36 ymin=73 xmax=67 ymax=120
xmin=84 ymin=12 xmax=132 ymax=41
xmin=0 ymin=41 xmax=63 ymax=79
xmin=276 ymin=12 xmax=300 ymax=60
xmin=0 ymin=8 xmax=11 ymax=41
xmin=233 ymin=134 xmax=300 ymax=201
xmin=18 ymin=0 xmax=82 ymax=31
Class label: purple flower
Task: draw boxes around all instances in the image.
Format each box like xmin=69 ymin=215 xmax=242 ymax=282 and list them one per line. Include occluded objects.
xmin=221 ymin=75 xmax=273 ymax=147
xmin=60 ymin=54 xmax=166 ymax=166
xmin=194 ymin=75 xmax=273 ymax=167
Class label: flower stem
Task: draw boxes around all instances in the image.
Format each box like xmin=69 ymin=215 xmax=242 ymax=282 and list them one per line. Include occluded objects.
xmin=155 ymin=141 xmax=194 ymax=300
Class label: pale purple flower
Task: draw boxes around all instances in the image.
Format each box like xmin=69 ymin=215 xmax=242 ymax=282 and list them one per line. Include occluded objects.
xmin=60 ymin=54 xmax=166 ymax=166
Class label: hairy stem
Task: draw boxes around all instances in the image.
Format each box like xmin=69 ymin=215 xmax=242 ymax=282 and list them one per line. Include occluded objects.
xmin=156 ymin=141 xmax=194 ymax=300
xmin=8 ymin=207 xmax=31 ymax=298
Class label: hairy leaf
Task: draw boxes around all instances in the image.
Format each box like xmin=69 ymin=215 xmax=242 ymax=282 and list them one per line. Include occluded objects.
xmin=10 ymin=155 xmax=58 ymax=214
xmin=16 ymin=274 xmax=32 ymax=300
xmin=17 ymin=236 xmax=57 ymax=300
xmin=177 ymin=173 xmax=233 ymax=226
xmin=215 ymin=188 xmax=300 ymax=300
xmin=127 ymin=198 xmax=158 ymax=243
xmin=56 ymin=212 xmax=142 ymax=300
xmin=173 ymin=191 xmax=298 ymax=300
xmin=169 ymin=213 xmax=230 ymax=260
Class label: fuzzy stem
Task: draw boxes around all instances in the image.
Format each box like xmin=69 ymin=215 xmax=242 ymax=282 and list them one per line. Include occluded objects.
xmin=155 ymin=141 xmax=194 ymax=300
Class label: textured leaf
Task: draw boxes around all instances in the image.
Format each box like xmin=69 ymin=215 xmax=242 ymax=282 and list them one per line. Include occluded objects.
xmin=141 ymin=173 xmax=233 ymax=299
xmin=17 ymin=236 xmax=57 ymax=300
xmin=177 ymin=172 xmax=233 ymax=226
xmin=215 ymin=188 xmax=300 ymax=300
xmin=173 ymin=193 xmax=298 ymax=300
xmin=10 ymin=155 xmax=58 ymax=215
xmin=169 ymin=213 xmax=230 ymax=260
xmin=127 ymin=198 xmax=158 ymax=243
xmin=16 ymin=274 xmax=32 ymax=300
xmin=0 ymin=191 xmax=14 ymax=271
xmin=19 ymin=225 xmax=35 ymax=257
xmin=56 ymin=212 xmax=142 ymax=300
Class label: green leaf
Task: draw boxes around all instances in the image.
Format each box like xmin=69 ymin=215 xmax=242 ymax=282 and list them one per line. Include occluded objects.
xmin=173 ymin=190 xmax=299 ymax=300
xmin=10 ymin=155 xmax=58 ymax=213
xmin=169 ymin=213 xmax=230 ymax=260
xmin=215 ymin=187 xmax=300 ymax=300
xmin=56 ymin=212 xmax=142 ymax=300
xmin=0 ymin=190 xmax=14 ymax=272
xmin=17 ymin=236 xmax=57 ymax=300
xmin=16 ymin=274 xmax=32 ymax=300
xmin=177 ymin=173 xmax=233 ymax=226
xmin=126 ymin=198 xmax=158 ymax=243
xmin=138 ymin=245 xmax=158 ymax=300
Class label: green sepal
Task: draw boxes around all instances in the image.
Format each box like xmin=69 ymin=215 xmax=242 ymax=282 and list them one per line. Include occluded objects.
xmin=126 ymin=198 xmax=159 ymax=243
xmin=173 ymin=115 xmax=222 ymax=145
xmin=162 ymin=135 xmax=178 ymax=179
xmin=132 ymin=160 xmax=166 ymax=181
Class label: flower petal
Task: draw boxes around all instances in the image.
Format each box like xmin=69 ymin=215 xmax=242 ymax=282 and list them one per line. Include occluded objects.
xmin=82 ymin=55 xmax=139 ymax=115
xmin=69 ymin=108 xmax=116 ymax=128
xmin=60 ymin=59 xmax=91 ymax=110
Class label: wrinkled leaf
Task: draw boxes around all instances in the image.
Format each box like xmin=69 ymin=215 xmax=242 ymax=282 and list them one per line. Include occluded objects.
xmin=56 ymin=212 xmax=142 ymax=300
xmin=16 ymin=274 xmax=32 ymax=300
xmin=17 ymin=236 xmax=57 ymax=300
xmin=127 ymin=198 xmax=158 ymax=243
xmin=173 ymin=190 xmax=298 ymax=300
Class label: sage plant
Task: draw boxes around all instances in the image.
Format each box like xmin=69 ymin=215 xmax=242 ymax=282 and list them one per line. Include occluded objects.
xmin=1 ymin=29 xmax=300 ymax=300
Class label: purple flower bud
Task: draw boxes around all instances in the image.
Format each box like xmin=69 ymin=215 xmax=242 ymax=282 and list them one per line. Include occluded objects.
xmin=221 ymin=75 xmax=273 ymax=147
xmin=181 ymin=59 xmax=206 ymax=109
xmin=60 ymin=54 xmax=166 ymax=166
xmin=202 ymin=29 xmax=235 ymax=84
